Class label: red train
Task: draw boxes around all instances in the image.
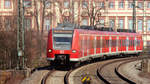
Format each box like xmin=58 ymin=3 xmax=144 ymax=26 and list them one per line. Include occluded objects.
xmin=47 ymin=24 xmax=143 ymax=65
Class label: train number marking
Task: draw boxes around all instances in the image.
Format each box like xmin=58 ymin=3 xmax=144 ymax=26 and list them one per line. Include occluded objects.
xmin=60 ymin=50 xmax=64 ymax=54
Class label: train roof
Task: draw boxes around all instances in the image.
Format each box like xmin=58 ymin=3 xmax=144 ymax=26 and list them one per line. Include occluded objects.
xmin=55 ymin=23 xmax=78 ymax=30
xmin=52 ymin=23 xmax=138 ymax=35
xmin=75 ymin=29 xmax=141 ymax=36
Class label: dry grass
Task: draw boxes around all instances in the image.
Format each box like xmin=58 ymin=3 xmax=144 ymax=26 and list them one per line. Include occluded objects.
xmin=0 ymin=70 xmax=25 ymax=84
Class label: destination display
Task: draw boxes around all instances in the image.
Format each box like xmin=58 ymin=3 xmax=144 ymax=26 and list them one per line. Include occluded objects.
xmin=53 ymin=30 xmax=73 ymax=34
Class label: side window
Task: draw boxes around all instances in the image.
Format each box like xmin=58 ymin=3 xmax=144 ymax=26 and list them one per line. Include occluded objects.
xmin=123 ymin=40 xmax=126 ymax=47
xmin=138 ymin=20 xmax=143 ymax=31
xmin=5 ymin=17 xmax=11 ymax=31
xmin=82 ymin=18 xmax=88 ymax=25
xmin=147 ymin=20 xmax=150 ymax=31
xmin=64 ymin=1 xmax=69 ymax=8
xmin=24 ymin=17 xmax=31 ymax=30
xmin=119 ymin=19 xmax=124 ymax=29
xmin=45 ymin=1 xmax=51 ymax=8
xmin=148 ymin=2 xmax=150 ymax=8
xmin=5 ymin=0 xmax=11 ymax=8
xmin=109 ymin=2 xmax=114 ymax=8
xmin=126 ymin=39 xmax=129 ymax=46
xmin=103 ymin=38 xmax=105 ymax=48
xmin=102 ymin=37 xmax=109 ymax=48
xmin=122 ymin=40 xmax=124 ymax=47
xmin=96 ymin=37 xmax=101 ymax=48
xmin=119 ymin=2 xmax=124 ymax=8
xmin=129 ymin=40 xmax=131 ymax=47
xmin=112 ymin=39 xmax=116 ymax=47
xmin=44 ymin=18 xmax=51 ymax=31
xmin=91 ymin=37 xmax=93 ymax=49
xmin=128 ymin=19 xmax=133 ymax=30
xmin=128 ymin=2 xmax=133 ymax=8
xmin=133 ymin=40 xmax=135 ymax=47
xmin=137 ymin=40 xmax=140 ymax=46
xmin=24 ymin=0 xmax=32 ymax=8
xmin=119 ymin=40 xmax=121 ymax=47
xmin=82 ymin=1 xmax=88 ymax=8
xmin=106 ymin=39 xmax=109 ymax=48
xmin=87 ymin=37 xmax=90 ymax=49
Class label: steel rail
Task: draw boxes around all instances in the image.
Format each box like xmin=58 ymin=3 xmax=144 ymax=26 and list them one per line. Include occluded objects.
xmin=97 ymin=57 xmax=137 ymax=84
xmin=64 ymin=70 xmax=73 ymax=84
xmin=115 ymin=59 xmax=137 ymax=84
xmin=41 ymin=70 xmax=55 ymax=84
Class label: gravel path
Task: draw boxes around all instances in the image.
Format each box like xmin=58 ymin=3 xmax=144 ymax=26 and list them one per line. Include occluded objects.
xmin=119 ymin=61 xmax=150 ymax=84
xmin=21 ymin=70 xmax=49 ymax=84
xmin=46 ymin=71 xmax=67 ymax=84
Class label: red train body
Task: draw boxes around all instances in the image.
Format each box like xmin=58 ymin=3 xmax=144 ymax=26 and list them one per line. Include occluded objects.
xmin=47 ymin=25 xmax=143 ymax=64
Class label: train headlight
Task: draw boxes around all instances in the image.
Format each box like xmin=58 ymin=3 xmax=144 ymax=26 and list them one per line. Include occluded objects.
xmin=72 ymin=50 xmax=76 ymax=53
xmin=48 ymin=49 xmax=52 ymax=52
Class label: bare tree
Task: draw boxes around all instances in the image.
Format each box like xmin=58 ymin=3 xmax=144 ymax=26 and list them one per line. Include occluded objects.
xmin=82 ymin=1 xmax=105 ymax=26
xmin=23 ymin=0 xmax=53 ymax=66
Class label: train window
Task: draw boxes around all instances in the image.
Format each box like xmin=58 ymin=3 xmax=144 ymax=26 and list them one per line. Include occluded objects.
xmin=92 ymin=37 xmax=95 ymax=49
xmin=126 ymin=39 xmax=129 ymax=46
xmin=122 ymin=40 xmax=124 ymax=47
xmin=84 ymin=39 xmax=87 ymax=50
xmin=91 ymin=37 xmax=94 ymax=49
xmin=53 ymin=34 xmax=72 ymax=50
xmin=55 ymin=37 xmax=71 ymax=41
xmin=137 ymin=40 xmax=140 ymax=46
xmin=123 ymin=40 xmax=126 ymax=47
xmin=89 ymin=37 xmax=91 ymax=49
xmin=103 ymin=39 xmax=106 ymax=48
xmin=111 ymin=39 xmax=116 ymax=47
xmin=80 ymin=37 xmax=84 ymax=50
xmin=133 ymin=40 xmax=135 ymax=46
xmin=119 ymin=40 xmax=121 ymax=47
xmin=94 ymin=37 xmax=96 ymax=48
xmin=129 ymin=40 xmax=132 ymax=47
xmin=87 ymin=37 xmax=90 ymax=49
xmin=106 ymin=40 xmax=109 ymax=48
xmin=108 ymin=40 xmax=110 ymax=47
xmin=96 ymin=38 xmax=100 ymax=48
xmin=129 ymin=40 xmax=134 ymax=47
xmin=122 ymin=40 xmax=123 ymax=47
xmin=102 ymin=38 xmax=109 ymax=48
xmin=135 ymin=39 xmax=137 ymax=46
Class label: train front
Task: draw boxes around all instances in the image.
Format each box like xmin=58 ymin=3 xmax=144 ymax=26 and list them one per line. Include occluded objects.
xmin=47 ymin=26 xmax=79 ymax=65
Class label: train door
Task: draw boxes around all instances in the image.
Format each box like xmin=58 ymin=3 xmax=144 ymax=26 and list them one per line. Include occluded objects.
xmin=87 ymin=35 xmax=90 ymax=56
xmin=116 ymin=36 xmax=119 ymax=53
xmin=118 ymin=36 xmax=126 ymax=51
xmin=122 ymin=36 xmax=126 ymax=51
xmin=84 ymin=35 xmax=88 ymax=57
xmin=111 ymin=36 xmax=117 ymax=52
xmin=126 ymin=36 xmax=129 ymax=52
xmin=102 ymin=36 xmax=109 ymax=53
xmin=118 ymin=36 xmax=122 ymax=51
xmin=94 ymin=36 xmax=97 ymax=55
xmin=96 ymin=36 xmax=101 ymax=54
xmin=89 ymin=35 xmax=94 ymax=55
xmin=134 ymin=37 xmax=137 ymax=51
xmin=80 ymin=35 xmax=84 ymax=57
xmin=128 ymin=37 xmax=135 ymax=51
xmin=136 ymin=36 xmax=143 ymax=51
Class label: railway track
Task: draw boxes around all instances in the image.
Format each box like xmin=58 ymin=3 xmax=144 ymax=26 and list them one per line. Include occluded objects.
xmin=64 ymin=70 xmax=73 ymax=84
xmin=41 ymin=70 xmax=56 ymax=84
xmin=40 ymin=57 xmax=142 ymax=84
xmin=41 ymin=68 xmax=74 ymax=84
xmin=97 ymin=57 xmax=137 ymax=84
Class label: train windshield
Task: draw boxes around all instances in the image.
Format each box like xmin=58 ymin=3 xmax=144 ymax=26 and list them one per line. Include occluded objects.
xmin=53 ymin=34 xmax=72 ymax=50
